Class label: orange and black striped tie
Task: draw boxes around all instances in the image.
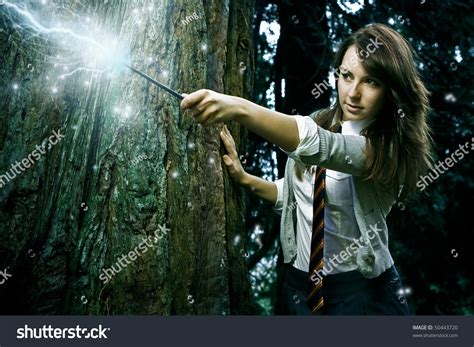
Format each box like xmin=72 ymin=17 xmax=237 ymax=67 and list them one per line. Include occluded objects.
xmin=307 ymin=165 xmax=326 ymax=313
xmin=307 ymin=122 xmax=341 ymax=313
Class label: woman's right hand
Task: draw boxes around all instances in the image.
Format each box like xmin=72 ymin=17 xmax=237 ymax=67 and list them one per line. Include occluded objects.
xmin=220 ymin=125 xmax=247 ymax=184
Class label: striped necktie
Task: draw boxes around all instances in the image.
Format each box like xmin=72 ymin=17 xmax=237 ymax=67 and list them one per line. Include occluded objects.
xmin=307 ymin=122 xmax=342 ymax=313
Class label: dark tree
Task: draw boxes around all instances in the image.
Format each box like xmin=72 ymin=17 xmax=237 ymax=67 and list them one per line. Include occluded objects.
xmin=0 ymin=0 xmax=257 ymax=315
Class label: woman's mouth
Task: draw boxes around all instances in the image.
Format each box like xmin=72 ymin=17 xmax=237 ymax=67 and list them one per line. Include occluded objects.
xmin=346 ymin=103 xmax=363 ymax=113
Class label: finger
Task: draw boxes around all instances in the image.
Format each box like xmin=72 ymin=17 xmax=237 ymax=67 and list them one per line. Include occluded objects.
xmin=220 ymin=129 xmax=228 ymax=144
xmin=180 ymin=89 xmax=208 ymax=110
xmin=196 ymin=97 xmax=219 ymax=120
xmin=190 ymin=106 xmax=204 ymax=118
xmin=222 ymin=154 xmax=233 ymax=166
xmin=222 ymin=130 xmax=237 ymax=153
xmin=225 ymin=126 xmax=236 ymax=147
xmin=220 ymin=131 xmax=234 ymax=153
xmin=191 ymin=99 xmax=217 ymax=118
xmin=224 ymin=125 xmax=230 ymax=137
xmin=188 ymin=91 xmax=215 ymax=116
xmin=189 ymin=99 xmax=217 ymax=121
xmin=221 ymin=134 xmax=238 ymax=158
xmin=220 ymin=129 xmax=229 ymax=142
xmin=199 ymin=107 xmax=220 ymax=127
xmin=222 ymin=155 xmax=237 ymax=176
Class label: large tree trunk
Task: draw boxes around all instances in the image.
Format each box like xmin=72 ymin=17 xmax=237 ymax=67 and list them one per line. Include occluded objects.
xmin=0 ymin=0 xmax=256 ymax=315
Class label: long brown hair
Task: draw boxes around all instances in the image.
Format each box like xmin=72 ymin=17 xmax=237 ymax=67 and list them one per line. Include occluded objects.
xmin=314 ymin=23 xmax=434 ymax=201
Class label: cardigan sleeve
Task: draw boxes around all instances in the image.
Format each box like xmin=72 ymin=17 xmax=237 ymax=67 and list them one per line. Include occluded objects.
xmin=284 ymin=116 xmax=368 ymax=176
xmin=272 ymin=178 xmax=285 ymax=215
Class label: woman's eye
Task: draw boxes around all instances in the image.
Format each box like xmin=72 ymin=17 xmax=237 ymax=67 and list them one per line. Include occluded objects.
xmin=341 ymin=73 xmax=350 ymax=80
xmin=365 ymin=78 xmax=378 ymax=85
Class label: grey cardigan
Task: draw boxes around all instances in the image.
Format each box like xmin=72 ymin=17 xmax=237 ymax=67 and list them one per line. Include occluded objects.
xmin=279 ymin=116 xmax=397 ymax=279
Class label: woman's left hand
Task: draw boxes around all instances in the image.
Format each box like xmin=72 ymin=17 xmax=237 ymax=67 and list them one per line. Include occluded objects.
xmin=180 ymin=89 xmax=245 ymax=126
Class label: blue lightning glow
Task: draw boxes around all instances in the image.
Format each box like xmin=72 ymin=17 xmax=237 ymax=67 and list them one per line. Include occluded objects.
xmin=1 ymin=0 xmax=183 ymax=120
xmin=3 ymin=1 xmax=102 ymax=48
xmin=1 ymin=1 xmax=131 ymax=87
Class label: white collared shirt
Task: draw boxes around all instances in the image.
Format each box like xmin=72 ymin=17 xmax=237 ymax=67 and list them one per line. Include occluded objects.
xmin=274 ymin=117 xmax=373 ymax=273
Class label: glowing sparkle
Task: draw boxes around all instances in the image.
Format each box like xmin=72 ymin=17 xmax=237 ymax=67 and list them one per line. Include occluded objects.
xmin=3 ymin=1 xmax=131 ymax=75
xmin=208 ymin=157 xmax=215 ymax=165
xmin=112 ymin=104 xmax=135 ymax=120
xmin=171 ymin=170 xmax=179 ymax=179
xmin=201 ymin=44 xmax=208 ymax=51
xmin=233 ymin=235 xmax=242 ymax=246
xmin=122 ymin=105 xmax=132 ymax=118
xmin=398 ymin=287 xmax=412 ymax=296
xmin=2 ymin=0 xmax=177 ymax=117
xmin=187 ymin=142 xmax=195 ymax=150
xmin=239 ymin=62 xmax=247 ymax=75
xmin=12 ymin=83 xmax=18 ymax=90
xmin=444 ymin=93 xmax=457 ymax=103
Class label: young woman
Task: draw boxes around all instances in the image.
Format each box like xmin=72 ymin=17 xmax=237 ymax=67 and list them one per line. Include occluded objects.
xmin=181 ymin=24 xmax=433 ymax=315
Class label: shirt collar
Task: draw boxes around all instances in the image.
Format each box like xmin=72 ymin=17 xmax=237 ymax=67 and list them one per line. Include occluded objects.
xmin=341 ymin=118 xmax=374 ymax=136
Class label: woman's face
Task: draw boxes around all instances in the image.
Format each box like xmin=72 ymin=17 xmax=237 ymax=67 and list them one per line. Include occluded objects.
xmin=337 ymin=45 xmax=386 ymax=121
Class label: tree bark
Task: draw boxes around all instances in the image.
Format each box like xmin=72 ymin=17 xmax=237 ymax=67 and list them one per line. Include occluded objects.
xmin=0 ymin=0 xmax=256 ymax=315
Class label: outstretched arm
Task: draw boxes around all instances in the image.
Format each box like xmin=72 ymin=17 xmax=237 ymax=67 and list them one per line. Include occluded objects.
xmin=182 ymin=89 xmax=368 ymax=176
xmin=181 ymin=89 xmax=300 ymax=152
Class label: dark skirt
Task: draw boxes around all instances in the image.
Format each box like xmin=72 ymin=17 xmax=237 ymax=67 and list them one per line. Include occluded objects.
xmin=282 ymin=264 xmax=410 ymax=315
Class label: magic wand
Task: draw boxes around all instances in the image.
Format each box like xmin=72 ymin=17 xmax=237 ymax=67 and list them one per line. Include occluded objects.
xmin=123 ymin=64 xmax=184 ymax=100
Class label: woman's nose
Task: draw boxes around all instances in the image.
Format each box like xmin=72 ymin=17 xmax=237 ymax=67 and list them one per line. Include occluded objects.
xmin=348 ymin=83 xmax=361 ymax=99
